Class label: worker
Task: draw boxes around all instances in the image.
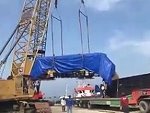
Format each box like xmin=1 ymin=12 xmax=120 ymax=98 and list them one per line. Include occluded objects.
xmin=34 ymin=80 xmax=40 ymax=93
xmin=100 ymin=84 xmax=105 ymax=98
xmin=61 ymin=97 xmax=66 ymax=112
xmin=120 ymin=92 xmax=129 ymax=113
xmin=23 ymin=77 xmax=29 ymax=94
xmin=66 ymin=95 xmax=74 ymax=113
xmin=100 ymin=79 xmax=108 ymax=98
xmin=95 ymin=85 xmax=101 ymax=96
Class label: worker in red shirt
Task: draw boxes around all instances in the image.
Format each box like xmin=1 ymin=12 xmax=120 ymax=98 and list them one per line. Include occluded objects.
xmin=120 ymin=92 xmax=129 ymax=113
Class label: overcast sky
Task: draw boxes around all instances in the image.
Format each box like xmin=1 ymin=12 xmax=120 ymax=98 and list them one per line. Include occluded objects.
xmin=0 ymin=0 xmax=150 ymax=97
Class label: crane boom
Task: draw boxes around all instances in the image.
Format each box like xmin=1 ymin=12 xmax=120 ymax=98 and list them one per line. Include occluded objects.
xmin=11 ymin=0 xmax=51 ymax=77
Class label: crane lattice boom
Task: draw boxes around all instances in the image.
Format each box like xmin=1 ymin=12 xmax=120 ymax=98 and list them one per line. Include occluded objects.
xmin=11 ymin=0 xmax=51 ymax=77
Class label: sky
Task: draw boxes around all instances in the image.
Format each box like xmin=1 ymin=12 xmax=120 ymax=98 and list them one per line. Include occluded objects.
xmin=0 ymin=0 xmax=150 ymax=98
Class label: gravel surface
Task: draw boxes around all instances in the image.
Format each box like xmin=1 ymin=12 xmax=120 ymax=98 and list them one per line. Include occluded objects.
xmin=51 ymin=105 xmax=140 ymax=113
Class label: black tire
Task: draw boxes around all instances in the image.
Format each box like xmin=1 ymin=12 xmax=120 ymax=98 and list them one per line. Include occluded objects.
xmin=79 ymin=102 xmax=83 ymax=108
xmin=83 ymin=103 xmax=86 ymax=108
xmin=88 ymin=102 xmax=92 ymax=109
xmin=139 ymin=101 xmax=150 ymax=113
xmin=82 ymin=102 xmax=88 ymax=108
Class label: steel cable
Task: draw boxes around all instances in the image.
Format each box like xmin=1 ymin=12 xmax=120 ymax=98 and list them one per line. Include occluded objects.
xmin=51 ymin=1 xmax=64 ymax=56
xmin=79 ymin=0 xmax=91 ymax=53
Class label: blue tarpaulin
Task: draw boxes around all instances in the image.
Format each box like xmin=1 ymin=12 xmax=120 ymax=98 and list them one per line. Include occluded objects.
xmin=30 ymin=53 xmax=115 ymax=84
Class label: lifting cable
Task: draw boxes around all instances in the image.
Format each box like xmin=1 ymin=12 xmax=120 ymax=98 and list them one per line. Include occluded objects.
xmin=78 ymin=0 xmax=91 ymax=77
xmin=0 ymin=32 xmax=16 ymax=78
xmin=0 ymin=22 xmax=30 ymax=78
xmin=0 ymin=25 xmax=19 ymax=78
xmin=50 ymin=14 xmax=55 ymax=70
xmin=79 ymin=0 xmax=91 ymax=54
xmin=51 ymin=15 xmax=55 ymax=57
xmin=51 ymin=0 xmax=64 ymax=57
xmin=0 ymin=24 xmax=20 ymax=56
xmin=0 ymin=63 xmax=6 ymax=78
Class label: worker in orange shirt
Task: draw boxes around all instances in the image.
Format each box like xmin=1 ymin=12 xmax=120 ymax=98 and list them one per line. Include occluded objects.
xmin=120 ymin=92 xmax=129 ymax=113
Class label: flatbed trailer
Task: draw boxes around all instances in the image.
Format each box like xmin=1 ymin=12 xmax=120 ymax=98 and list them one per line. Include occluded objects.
xmin=75 ymin=89 xmax=150 ymax=113
xmin=74 ymin=73 xmax=150 ymax=113
xmin=75 ymin=97 xmax=120 ymax=108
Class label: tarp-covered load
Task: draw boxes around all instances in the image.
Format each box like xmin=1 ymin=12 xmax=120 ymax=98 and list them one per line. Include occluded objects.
xmin=30 ymin=53 xmax=115 ymax=84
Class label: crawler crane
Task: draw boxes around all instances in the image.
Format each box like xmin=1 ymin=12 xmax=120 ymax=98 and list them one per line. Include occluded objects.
xmin=0 ymin=0 xmax=52 ymax=112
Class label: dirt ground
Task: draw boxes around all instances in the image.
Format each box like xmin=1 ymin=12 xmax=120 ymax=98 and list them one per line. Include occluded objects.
xmin=51 ymin=105 xmax=140 ymax=113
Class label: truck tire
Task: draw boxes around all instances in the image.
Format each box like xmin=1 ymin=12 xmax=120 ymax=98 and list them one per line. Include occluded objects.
xmin=79 ymin=102 xmax=83 ymax=108
xmin=139 ymin=100 xmax=150 ymax=113
xmin=88 ymin=102 xmax=92 ymax=109
xmin=83 ymin=102 xmax=87 ymax=108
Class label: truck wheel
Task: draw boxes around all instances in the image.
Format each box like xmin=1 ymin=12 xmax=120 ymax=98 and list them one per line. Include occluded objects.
xmin=82 ymin=102 xmax=88 ymax=108
xmin=139 ymin=101 xmax=149 ymax=113
xmin=88 ymin=102 xmax=92 ymax=109
xmin=79 ymin=103 xmax=83 ymax=108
